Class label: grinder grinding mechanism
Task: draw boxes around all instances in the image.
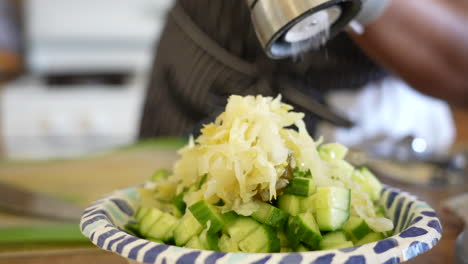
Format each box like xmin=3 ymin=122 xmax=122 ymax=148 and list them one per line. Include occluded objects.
xmin=247 ymin=0 xmax=364 ymax=58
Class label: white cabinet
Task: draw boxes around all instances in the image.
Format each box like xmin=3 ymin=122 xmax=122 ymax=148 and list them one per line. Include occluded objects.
xmin=24 ymin=0 xmax=174 ymax=73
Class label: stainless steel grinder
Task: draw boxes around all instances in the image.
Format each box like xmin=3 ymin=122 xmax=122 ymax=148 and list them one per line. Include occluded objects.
xmin=247 ymin=0 xmax=362 ymax=58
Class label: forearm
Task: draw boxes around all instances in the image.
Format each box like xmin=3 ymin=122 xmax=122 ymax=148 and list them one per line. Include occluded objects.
xmin=349 ymin=0 xmax=468 ymax=106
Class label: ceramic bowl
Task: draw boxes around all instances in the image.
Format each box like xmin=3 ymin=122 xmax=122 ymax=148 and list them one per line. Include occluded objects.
xmin=80 ymin=185 xmax=442 ymax=264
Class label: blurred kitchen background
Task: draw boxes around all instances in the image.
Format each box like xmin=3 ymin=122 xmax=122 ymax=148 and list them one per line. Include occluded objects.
xmin=0 ymin=1 xmax=467 ymax=262
xmin=0 ymin=0 xmax=174 ymax=159
xmin=1 ymin=0 xmax=468 ymax=161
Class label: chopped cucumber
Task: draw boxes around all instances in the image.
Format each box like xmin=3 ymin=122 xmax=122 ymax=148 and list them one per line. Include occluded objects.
xmin=343 ymin=216 xmax=372 ymax=241
xmin=173 ymin=192 xmax=187 ymax=217
xmin=173 ymin=212 xmax=203 ymax=246
xmin=319 ymin=231 xmax=349 ymax=250
xmin=199 ymin=229 xmax=219 ymax=251
xmin=238 ymin=224 xmax=280 ymax=253
xmin=277 ymin=230 xmax=290 ymax=248
xmin=151 ymin=169 xmax=170 ymax=182
xmin=314 ymin=187 xmax=350 ymax=211
xmin=124 ymin=223 xmax=141 ymax=237
xmin=135 ymin=207 xmax=150 ymax=222
xmin=287 ymin=212 xmax=322 ymax=249
xmin=198 ymin=174 xmax=208 ymax=189
xmin=355 ymin=232 xmax=384 ymax=246
xmin=314 ymin=187 xmax=350 ymax=231
xmin=283 ymin=177 xmax=316 ymax=197
xmin=218 ymin=234 xmax=239 ymax=252
xmin=189 ymin=200 xmax=224 ymax=233
xmin=375 ymin=206 xmax=386 ymax=218
xmin=296 ymin=244 xmax=310 ymax=252
xmin=185 ymin=236 xmax=204 ymax=250
xmin=281 ymin=247 xmax=293 ymax=252
xmin=318 ymin=143 xmax=348 ymax=161
xmin=146 ymin=237 xmax=164 ymax=243
xmin=223 ymin=216 xmax=259 ymax=242
xmin=293 ymin=167 xmax=312 ymax=178
xmin=315 ymin=208 xmax=350 ymax=232
xmin=299 ymin=195 xmax=315 ymax=213
xmin=278 ymin=194 xmax=302 ymax=216
xmin=251 ymin=201 xmax=289 ymax=228
xmin=321 ymin=241 xmax=354 ymax=250
xmin=146 ymin=212 xmax=179 ymax=241
xmin=352 ymin=167 xmax=383 ymax=201
xmin=139 ymin=207 xmax=163 ymax=236
xmin=285 ymin=216 xmax=301 ymax=248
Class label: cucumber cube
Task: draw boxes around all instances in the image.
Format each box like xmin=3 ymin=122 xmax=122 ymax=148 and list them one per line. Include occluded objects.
xmin=278 ymin=194 xmax=302 ymax=216
xmin=251 ymin=201 xmax=289 ymax=228
xmin=185 ymin=236 xmax=204 ymax=250
xmin=283 ymin=177 xmax=316 ymax=197
xmin=173 ymin=192 xmax=187 ymax=217
xmin=299 ymin=195 xmax=315 ymax=213
xmin=224 ymin=216 xmax=259 ymax=242
xmin=319 ymin=231 xmax=349 ymax=250
xmin=139 ymin=208 xmax=163 ymax=236
xmin=146 ymin=212 xmax=178 ymax=241
xmin=355 ymin=232 xmax=384 ymax=246
xmin=218 ymin=234 xmax=240 ymax=252
xmin=277 ymin=230 xmax=291 ymax=248
xmin=135 ymin=207 xmax=150 ymax=222
xmin=189 ymin=200 xmax=224 ymax=233
xmin=343 ymin=216 xmax=372 ymax=241
xmin=321 ymin=241 xmax=354 ymax=250
xmin=315 ymin=208 xmax=349 ymax=231
xmin=295 ymin=244 xmax=311 ymax=252
xmin=173 ymin=212 xmax=203 ymax=246
xmin=287 ymin=212 xmax=322 ymax=249
xmin=199 ymin=229 xmax=219 ymax=251
xmin=238 ymin=224 xmax=280 ymax=253
xmin=352 ymin=167 xmax=383 ymax=201
xmin=318 ymin=143 xmax=348 ymax=161
xmin=314 ymin=187 xmax=350 ymax=211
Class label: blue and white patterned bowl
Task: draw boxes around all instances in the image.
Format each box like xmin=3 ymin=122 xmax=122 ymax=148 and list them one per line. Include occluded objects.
xmin=80 ymin=185 xmax=442 ymax=264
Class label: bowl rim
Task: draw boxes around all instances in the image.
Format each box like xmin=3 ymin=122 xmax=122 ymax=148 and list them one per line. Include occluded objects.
xmin=80 ymin=185 xmax=442 ymax=264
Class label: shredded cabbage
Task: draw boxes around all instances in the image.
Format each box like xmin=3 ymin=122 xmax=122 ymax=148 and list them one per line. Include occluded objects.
xmin=150 ymin=95 xmax=392 ymax=232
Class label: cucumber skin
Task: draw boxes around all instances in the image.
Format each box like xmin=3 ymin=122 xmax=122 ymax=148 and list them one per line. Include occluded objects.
xmin=285 ymin=217 xmax=301 ymax=249
xmin=343 ymin=216 xmax=372 ymax=241
xmin=251 ymin=202 xmax=289 ymax=228
xmin=287 ymin=213 xmax=322 ymax=250
xmin=199 ymin=230 xmax=220 ymax=251
xmin=283 ymin=177 xmax=315 ymax=197
xmin=124 ymin=223 xmax=142 ymax=237
xmin=173 ymin=192 xmax=187 ymax=216
xmin=189 ymin=200 xmax=224 ymax=233
xmin=278 ymin=194 xmax=302 ymax=216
